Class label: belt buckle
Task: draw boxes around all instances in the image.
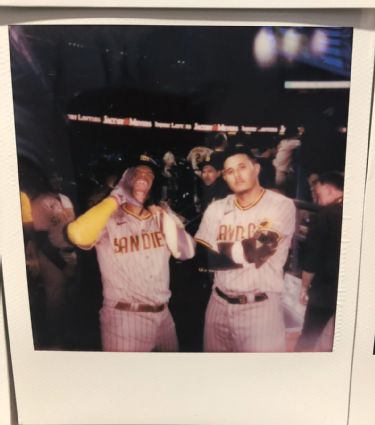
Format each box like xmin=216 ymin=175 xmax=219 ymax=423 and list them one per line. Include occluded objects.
xmin=129 ymin=303 xmax=139 ymax=312
xmin=237 ymin=294 xmax=248 ymax=304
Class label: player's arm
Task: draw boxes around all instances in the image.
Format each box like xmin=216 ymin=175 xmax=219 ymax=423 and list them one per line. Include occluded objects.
xmin=67 ymin=196 xmax=118 ymax=250
xmin=194 ymin=201 xmax=242 ymax=270
xmin=195 ymin=240 xmax=242 ymax=270
xmin=150 ymin=203 xmax=196 ymax=260
xmin=67 ymin=171 xmax=131 ymax=249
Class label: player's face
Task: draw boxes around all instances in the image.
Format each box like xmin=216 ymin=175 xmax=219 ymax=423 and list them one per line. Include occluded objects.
xmin=163 ymin=152 xmax=175 ymax=167
xmin=315 ymin=183 xmax=333 ymax=206
xmin=223 ymin=154 xmax=260 ymax=194
xmin=201 ymin=165 xmax=220 ymax=186
xmin=131 ymin=165 xmax=155 ymax=203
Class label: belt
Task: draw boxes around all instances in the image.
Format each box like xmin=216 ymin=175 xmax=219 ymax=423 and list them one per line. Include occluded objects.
xmin=215 ymin=287 xmax=268 ymax=304
xmin=114 ymin=301 xmax=166 ymax=313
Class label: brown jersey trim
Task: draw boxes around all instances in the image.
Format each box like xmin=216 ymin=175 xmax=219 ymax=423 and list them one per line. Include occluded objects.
xmin=234 ymin=188 xmax=266 ymax=211
xmin=122 ymin=205 xmax=152 ymax=221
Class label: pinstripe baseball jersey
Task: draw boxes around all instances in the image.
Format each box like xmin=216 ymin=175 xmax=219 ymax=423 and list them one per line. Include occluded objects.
xmin=195 ymin=190 xmax=296 ymax=294
xmin=96 ymin=205 xmax=172 ymax=306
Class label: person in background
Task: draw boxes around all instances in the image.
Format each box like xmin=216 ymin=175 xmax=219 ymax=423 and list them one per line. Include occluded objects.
xmin=273 ymin=126 xmax=301 ymax=191
xmin=296 ymin=171 xmax=344 ymax=352
xmin=198 ymin=152 xmax=230 ymax=212
xmin=254 ymin=142 xmax=277 ymax=189
xmin=18 ymin=157 xmax=77 ymax=349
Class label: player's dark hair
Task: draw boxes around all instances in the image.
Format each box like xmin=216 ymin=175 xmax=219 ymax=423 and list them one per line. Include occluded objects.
xmin=222 ymin=145 xmax=257 ymax=168
xmin=212 ymin=132 xmax=228 ymax=149
xmin=317 ymin=171 xmax=344 ymax=191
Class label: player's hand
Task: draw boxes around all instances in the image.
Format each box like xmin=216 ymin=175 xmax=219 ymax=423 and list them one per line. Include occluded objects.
xmin=241 ymin=238 xmax=257 ymax=263
xmin=299 ymin=288 xmax=309 ymax=305
xmin=110 ymin=170 xmax=128 ymax=206
xmin=148 ymin=204 xmax=165 ymax=216
xmin=158 ymin=202 xmax=187 ymax=224
xmin=242 ymin=230 xmax=279 ymax=268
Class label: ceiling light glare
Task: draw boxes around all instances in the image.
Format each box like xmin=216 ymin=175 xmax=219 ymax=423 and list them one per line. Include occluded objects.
xmin=310 ymin=29 xmax=329 ymax=57
xmin=253 ymin=28 xmax=277 ymax=68
xmin=281 ymin=28 xmax=302 ymax=62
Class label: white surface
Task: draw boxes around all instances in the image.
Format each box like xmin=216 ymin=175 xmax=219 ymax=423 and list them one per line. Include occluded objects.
xmin=0 ymin=0 xmax=375 ymax=8
xmin=0 ymin=9 xmax=374 ymax=425
xmin=0 ymin=278 xmax=12 ymax=425
xmin=348 ymin=49 xmax=375 ymax=425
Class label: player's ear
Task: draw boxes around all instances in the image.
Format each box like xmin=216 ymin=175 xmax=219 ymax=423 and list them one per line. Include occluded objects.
xmin=254 ymin=162 xmax=261 ymax=176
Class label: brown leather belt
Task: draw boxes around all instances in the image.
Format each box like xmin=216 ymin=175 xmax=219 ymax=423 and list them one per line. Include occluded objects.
xmin=114 ymin=301 xmax=166 ymax=313
xmin=215 ymin=287 xmax=268 ymax=304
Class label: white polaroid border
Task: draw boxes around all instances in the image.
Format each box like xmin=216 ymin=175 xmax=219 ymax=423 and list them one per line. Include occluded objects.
xmin=0 ymin=0 xmax=375 ymax=9
xmin=348 ymin=56 xmax=375 ymax=425
xmin=0 ymin=9 xmax=374 ymax=425
xmin=0 ymin=276 xmax=12 ymax=425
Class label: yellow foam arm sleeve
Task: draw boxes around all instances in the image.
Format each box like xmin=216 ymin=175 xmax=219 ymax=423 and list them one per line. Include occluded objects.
xmin=67 ymin=196 xmax=118 ymax=249
xmin=20 ymin=192 xmax=33 ymax=224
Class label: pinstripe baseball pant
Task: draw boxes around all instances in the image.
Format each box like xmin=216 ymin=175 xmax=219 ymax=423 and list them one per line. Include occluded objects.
xmin=99 ymin=305 xmax=178 ymax=352
xmin=204 ymin=290 xmax=286 ymax=352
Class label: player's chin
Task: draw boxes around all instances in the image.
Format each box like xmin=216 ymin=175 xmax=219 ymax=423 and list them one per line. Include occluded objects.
xmin=234 ymin=186 xmax=249 ymax=194
xmin=133 ymin=190 xmax=149 ymax=204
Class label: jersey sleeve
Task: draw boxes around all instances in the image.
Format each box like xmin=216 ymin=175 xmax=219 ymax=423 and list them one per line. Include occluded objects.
xmin=195 ymin=201 xmax=221 ymax=251
xmin=160 ymin=209 xmax=196 ymax=260
xmin=20 ymin=191 xmax=33 ymax=224
xmin=67 ymin=196 xmax=118 ymax=250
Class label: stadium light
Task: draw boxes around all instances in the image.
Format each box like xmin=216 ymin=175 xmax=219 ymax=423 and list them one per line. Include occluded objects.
xmin=281 ymin=28 xmax=302 ymax=62
xmin=253 ymin=28 xmax=277 ymax=68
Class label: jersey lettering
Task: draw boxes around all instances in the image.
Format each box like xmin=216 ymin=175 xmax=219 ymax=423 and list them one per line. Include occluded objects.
xmin=113 ymin=231 xmax=164 ymax=254
xmin=129 ymin=235 xmax=140 ymax=252
xmin=142 ymin=233 xmax=151 ymax=249
xmin=217 ymin=223 xmax=259 ymax=242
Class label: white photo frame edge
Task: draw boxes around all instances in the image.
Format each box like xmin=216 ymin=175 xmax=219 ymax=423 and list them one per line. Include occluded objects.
xmin=347 ymin=43 xmax=375 ymax=425
xmin=0 ymin=1 xmax=375 ymax=9
xmin=0 ymin=8 xmax=374 ymax=425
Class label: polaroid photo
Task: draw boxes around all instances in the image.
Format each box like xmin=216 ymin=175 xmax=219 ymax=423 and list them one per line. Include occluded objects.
xmin=0 ymin=8 xmax=374 ymax=425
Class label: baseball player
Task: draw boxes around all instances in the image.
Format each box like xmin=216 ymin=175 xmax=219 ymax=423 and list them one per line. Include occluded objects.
xmin=67 ymin=154 xmax=195 ymax=352
xmin=195 ymin=145 xmax=296 ymax=352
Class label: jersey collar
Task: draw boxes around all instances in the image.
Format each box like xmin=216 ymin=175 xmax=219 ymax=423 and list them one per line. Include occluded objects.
xmin=234 ymin=188 xmax=266 ymax=211
xmin=121 ymin=205 xmax=152 ymax=220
